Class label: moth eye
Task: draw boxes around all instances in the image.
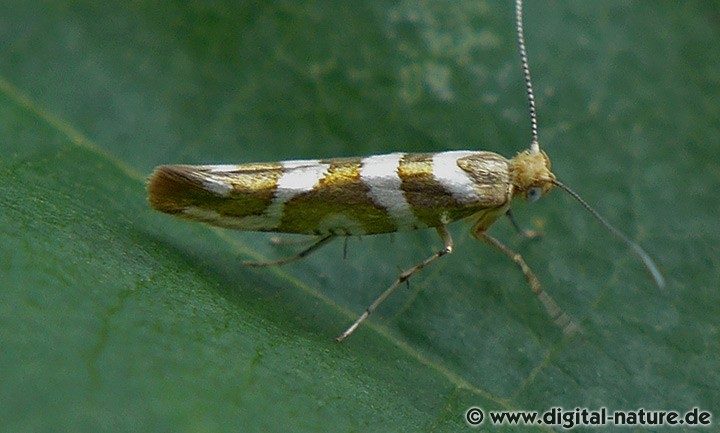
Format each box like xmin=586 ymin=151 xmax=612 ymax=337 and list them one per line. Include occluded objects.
xmin=528 ymin=187 xmax=542 ymax=203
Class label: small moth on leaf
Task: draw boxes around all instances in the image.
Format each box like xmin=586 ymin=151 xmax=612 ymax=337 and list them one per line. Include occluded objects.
xmin=148 ymin=0 xmax=664 ymax=342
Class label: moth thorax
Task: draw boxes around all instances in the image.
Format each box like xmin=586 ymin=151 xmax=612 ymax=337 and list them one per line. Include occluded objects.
xmin=510 ymin=150 xmax=556 ymax=198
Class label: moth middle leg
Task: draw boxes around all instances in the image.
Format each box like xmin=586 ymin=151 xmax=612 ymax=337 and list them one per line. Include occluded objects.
xmin=336 ymin=225 xmax=454 ymax=342
xmin=242 ymin=234 xmax=335 ymax=267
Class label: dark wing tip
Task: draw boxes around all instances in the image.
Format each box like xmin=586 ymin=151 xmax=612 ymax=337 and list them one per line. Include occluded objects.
xmin=147 ymin=165 xmax=203 ymax=214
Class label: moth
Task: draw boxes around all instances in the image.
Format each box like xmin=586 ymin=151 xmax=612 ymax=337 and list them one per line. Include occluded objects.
xmin=147 ymin=0 xmax=664 ymax=342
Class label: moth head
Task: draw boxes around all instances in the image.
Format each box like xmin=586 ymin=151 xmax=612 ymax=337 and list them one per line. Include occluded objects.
xmin=510 ymin=149 xmax=556 ymax=201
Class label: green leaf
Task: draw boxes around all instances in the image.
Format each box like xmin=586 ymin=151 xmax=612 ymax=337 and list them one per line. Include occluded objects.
xmin=1 ymin=1 xmax=718 ymax=431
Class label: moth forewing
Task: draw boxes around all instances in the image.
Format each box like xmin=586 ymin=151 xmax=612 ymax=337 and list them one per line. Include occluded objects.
xmin=147 ymin=151 xmax=521 ymax=237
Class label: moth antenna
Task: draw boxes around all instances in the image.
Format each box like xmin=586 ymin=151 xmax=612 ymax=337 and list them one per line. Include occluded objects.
xmin=515 ymin=0 xmax=540 ymax=154
xmin=553 ymin=180 xmax=666 ymax=289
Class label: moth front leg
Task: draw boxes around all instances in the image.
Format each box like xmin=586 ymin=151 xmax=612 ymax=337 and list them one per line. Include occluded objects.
xmin=505 ymin=209 xmax=541 ymax=239
xmin=336 ymin=226 xmax=454 ymax=342
xmin=473 ymin=228 xmax=578 ymax=336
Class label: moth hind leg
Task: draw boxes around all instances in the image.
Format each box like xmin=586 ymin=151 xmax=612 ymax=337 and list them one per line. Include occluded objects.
xmin=475 ymin=229 xmax=578 ymax=336
xmin=242 ymin=234 xmax=335 ymax=267
xmin=268 ymin=236 xmax=319 ymax=247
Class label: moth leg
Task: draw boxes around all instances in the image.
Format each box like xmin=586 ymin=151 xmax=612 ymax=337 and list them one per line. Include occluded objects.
xmin=477 ymin=231 xmax=578 ymax=335
xmin=242 ymin=234 xmax=335 ymax=267
xmin=336 ymin=225 xmax=453 ymax=342
xmin=268 ymin=236 xmax=319 ymax=246
xmin=505 ymin=209 xmax=541 ymax=239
